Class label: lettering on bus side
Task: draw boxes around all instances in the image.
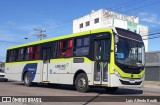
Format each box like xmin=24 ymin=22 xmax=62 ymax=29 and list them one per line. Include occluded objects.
xmin=55 ymin=63 xmax=69 ymax=70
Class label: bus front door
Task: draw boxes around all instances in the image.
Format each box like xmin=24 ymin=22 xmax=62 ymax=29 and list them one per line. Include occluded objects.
xmin=94 ymin=38 xmax=110 ymax=85
xmin=42 ymin=47 xmax=51 ymax=81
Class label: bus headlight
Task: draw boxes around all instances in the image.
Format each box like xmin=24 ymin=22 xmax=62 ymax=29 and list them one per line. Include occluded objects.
xmin=115 ymin=70 xmax=121 ymax=77
xmin=142 ymin=74 xmax=145 ymax=79
xmin=112 ymin=67 xmax=121 ymax=77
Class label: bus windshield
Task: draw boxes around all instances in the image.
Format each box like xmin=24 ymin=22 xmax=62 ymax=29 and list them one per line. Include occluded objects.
xmin=115 ymin=36 xmax=145 ymax=67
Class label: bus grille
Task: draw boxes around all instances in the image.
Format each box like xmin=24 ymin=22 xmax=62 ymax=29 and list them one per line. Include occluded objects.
xmin=119 ymin=79 xmax=142 ymax=85
xmin=0 ymin=75 xmax=4 ymax=77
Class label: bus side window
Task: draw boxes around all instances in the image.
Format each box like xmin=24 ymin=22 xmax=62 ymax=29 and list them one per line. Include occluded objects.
xmin=8 ymin=50 xmax=15 ymax=62
xmin=24 ymin=47 xmax=30 ymax=60
xmin=58 ymin=40 xmax=73 ymax=58
xmin=59 ymin=42 xmax=63 ymax=57
xmin=6 ymin=50 xmax=9 ymax=62
xmin=18 ymin=48 xmax=23 ymax=61
xmin=29 ymin=47 xmax=34 ymax=60
xmin=35 ymin=46 xmax=40 ymax=60
xmin=74 ymin=37 xmax=90 ymax=56
xmin=66 ymin=40 xmax=73 ymax=57
xmin=20 ymin=48 xmax=24 ymax=61
xmin=14 ymin=49 xmax=19 ymax=62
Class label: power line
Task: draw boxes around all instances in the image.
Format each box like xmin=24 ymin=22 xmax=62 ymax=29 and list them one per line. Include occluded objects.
xmin=142 ymin=32 xmax=160 ymax=37
xmin=0 ymin=1 xmax=159 ymax=45
xmin=13 ymin=1 xmax=157 ymax=45
xmin=25 ymin=0 xmax=153 ymax=33
xmin=124 ymin=0 xmax=159 ymax=15
xmin=113 ymin=0 xmax=147 ymax=13
xmin=0 ymin=40 xmax=22 ymax=44
xmin=148 ymin=28 xmax=160 ymax=34
xmin=149 ymin=35 xmax=160 ymax=39
xmin=32 ymin=0 xmax=158 ymax=33
xmin=41 ymin=1 xmax=148 ymax=31
xmin=143 ymin=35 xmax=160 ymax=40
xmin=142 ymin=31 xmax=160 ymax=40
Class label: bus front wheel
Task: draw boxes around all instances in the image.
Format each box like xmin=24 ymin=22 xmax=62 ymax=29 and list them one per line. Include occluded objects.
xmin=75 ymin=73 xmax=89 ymax=93
xmin=24 ymin=72 xmax=32 ymax=87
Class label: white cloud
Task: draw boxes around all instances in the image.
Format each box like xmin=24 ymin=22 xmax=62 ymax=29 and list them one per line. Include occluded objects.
xmin=138 ymin=12 xmax=160 ymax=25
xmin=29 ymin=31 xmax=38 ymax=36
xmin=6 ymin=21 xmax=16 ymax=25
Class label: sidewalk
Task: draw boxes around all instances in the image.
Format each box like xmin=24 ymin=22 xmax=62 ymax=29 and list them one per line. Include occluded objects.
xmin=144 ymin=81 xmax=160 ymax=88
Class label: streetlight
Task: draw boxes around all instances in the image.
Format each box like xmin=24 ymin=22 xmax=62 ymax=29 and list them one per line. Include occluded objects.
xmin=24 ymin=37 xmax=32 ymax=42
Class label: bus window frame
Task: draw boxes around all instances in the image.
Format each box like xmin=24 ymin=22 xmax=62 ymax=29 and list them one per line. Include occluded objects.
xmin=90 ymin=32 xmax=112 ymax=62
xmin=6 ymin=44 xmax=41 ymax=63
xmin=73 ymin=35 xmax=91 ymax=58
xmin=52 ymin=41 xmax=59 ymax=59
xmin=58 ymin=38 xmax=74 ymax=58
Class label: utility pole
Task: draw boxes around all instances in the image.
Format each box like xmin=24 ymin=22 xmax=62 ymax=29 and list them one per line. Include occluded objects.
xmin=34 ymin=28 xmax=47 ymax=40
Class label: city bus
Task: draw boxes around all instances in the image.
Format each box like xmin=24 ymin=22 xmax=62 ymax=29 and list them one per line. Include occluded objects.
xmin=5 ymin=27 xmax=145 ymax=93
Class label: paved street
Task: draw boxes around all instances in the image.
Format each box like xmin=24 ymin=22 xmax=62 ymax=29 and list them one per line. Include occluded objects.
xmin=0 ymin=80 xmax=160 ymax=105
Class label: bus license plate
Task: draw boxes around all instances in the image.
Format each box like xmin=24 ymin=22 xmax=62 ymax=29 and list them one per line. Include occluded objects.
xmin=129 ymin=80 xmax=135 ymax=83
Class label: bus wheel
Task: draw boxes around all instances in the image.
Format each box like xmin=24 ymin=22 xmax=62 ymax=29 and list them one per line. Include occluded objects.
xmin=105 ymin=87 xmax=118 ymax=93
xmin=4 ymin=79 xmax=8 ymax=82
xmin=75 ymin=73 xmax=89 ymax=93
xmin=24 ymin=72 xmax=32 ymax=87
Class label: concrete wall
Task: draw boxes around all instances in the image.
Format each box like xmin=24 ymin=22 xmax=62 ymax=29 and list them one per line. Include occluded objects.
xmin=145 ymin=66 xmax=160 ymax=81
xmin=145 ymin=52 xmax=160 ymax=81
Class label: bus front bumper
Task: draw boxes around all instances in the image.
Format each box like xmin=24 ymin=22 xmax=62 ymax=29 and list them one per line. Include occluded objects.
xmin=109 ymin=74 xmax=144 ymax=88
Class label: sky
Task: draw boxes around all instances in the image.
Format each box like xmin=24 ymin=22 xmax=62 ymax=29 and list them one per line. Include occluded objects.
xmin=0 ymin=0 xmax=160 ymax=62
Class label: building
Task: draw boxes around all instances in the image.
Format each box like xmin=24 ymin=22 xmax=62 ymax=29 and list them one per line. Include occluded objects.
xmin=73 ymin=9 xmax=148 ymax=52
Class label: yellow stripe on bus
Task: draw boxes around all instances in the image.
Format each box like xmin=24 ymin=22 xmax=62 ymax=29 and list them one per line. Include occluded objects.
xmin=5 ymin=57 xmax=92 ymax=65
xmin=7 ymin=28 xmax=113 ymax=50
xmin=5 ymin=60 xmax=41 ymax=65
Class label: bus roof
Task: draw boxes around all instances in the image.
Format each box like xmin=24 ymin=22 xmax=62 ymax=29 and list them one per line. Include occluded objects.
xmin=7 ymin=28 xmax=113 ymax=50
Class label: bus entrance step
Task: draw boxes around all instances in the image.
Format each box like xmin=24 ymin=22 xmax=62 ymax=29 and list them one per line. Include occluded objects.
xmin=41 ymin=81 xmax=50 ymax=83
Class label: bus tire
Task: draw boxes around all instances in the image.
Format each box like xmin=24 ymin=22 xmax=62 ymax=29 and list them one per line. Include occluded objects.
xmin=24 ymin=72 xmax=32 ymax=87
xmin=105 ymin=87 xmax=118 ymax=93
xmin=4 ymin=79 xmax=8 ymax=82
xmin=75 ymin=73 xmax=89 ymax=93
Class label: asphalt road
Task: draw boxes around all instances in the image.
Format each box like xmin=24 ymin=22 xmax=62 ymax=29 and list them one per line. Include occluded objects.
xmin=0 ymin=80 xmax=160 ymax=105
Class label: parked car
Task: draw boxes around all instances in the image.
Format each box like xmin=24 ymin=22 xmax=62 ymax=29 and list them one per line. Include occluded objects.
xmin=0 ymin=69 xmax=8 ymax=82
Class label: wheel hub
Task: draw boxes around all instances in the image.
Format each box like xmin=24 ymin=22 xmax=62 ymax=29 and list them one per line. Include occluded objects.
xmin=78 ymin=78 xmax=86 ymax=89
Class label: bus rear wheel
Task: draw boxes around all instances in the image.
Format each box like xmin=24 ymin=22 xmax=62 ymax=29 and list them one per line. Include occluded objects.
xmin=75 ymin=73 xmax=89 ymax=93
xmin=24 ymin=72 xmax=32 ymax=87
xmin=105 ymin=87 xmax=118 ymax=93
